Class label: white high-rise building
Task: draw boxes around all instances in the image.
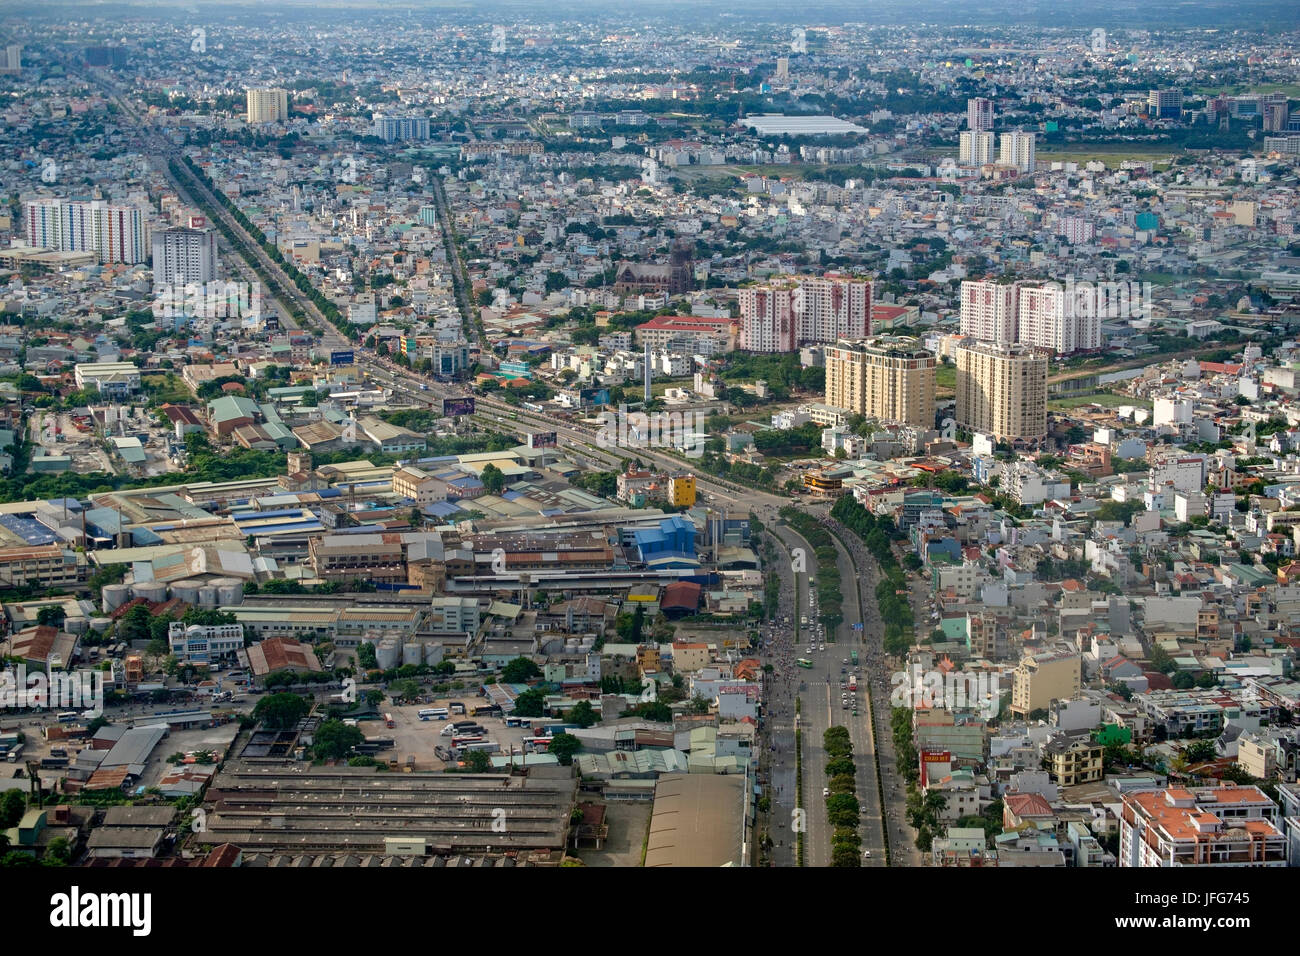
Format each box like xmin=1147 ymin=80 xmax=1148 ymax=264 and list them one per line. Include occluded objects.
xmin=0 ymin=44 xmax=21 ymax=75
xmin=1016 ymin=283 xmax=1103 ymax=355
xmin=999 ymin=131 xmax=1036 ymax=173
xmin=25 ymin=197 xmax=147 ymax=264
xmin=246 ymin=88 xmax=289 ymax=124
xmin=738 ymin=285 xmax=797 ymax=353
xmin=371 ymin=114 xmax=431 ymax=142
xmin=798 ymin=275 xmax=872 ymax=345
xmin=960 ymin=280 xmax=1018 ymax=345
xmin=967 ymin=97 xmax=994 ymax=132
xmin=152 ymin=226 xmax=219 ymax=287
xmin=739 ymin=275 xmax=872 ymax=352
xmin=959 ymin=130 xmax=996 ymax=165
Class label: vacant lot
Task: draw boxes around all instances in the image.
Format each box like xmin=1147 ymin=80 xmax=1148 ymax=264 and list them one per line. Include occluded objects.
xmin=575 ymin=800 xmax=653 ymax=867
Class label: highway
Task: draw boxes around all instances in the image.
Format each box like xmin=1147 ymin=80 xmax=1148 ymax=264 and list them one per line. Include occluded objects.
xmin=765 ymin=513 xmax=887 ymax=867
xmin=73 ymin=62 xmax=919 ymax=865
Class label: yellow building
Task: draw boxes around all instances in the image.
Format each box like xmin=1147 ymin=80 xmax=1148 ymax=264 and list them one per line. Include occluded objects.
xmin=1009 ymin=650 xmax=1081 ymax=717
xmin=954 ymin=339 xmax=1048 ymax=442
xmin=246 ymin=88 xmax=289 ymax=124
xmin=824 ymin=336 xmax=936 ymax=427
xmin=668 ymin=474 xmax=696 ymax=507
xmin=1044 ymin=737 xmax=1104 ymax=786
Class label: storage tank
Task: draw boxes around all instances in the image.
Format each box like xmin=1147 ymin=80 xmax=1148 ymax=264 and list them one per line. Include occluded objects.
xmin=101 ymin=583 xmax=132 ymax=613
xmin=197 ymin=585 xmax=219 ymax=607
xmin=132 ymin=581 xmax=168 ymax=604
xmin=170 ymin=579 xmax=202 ymax=605
xmin=402 ymin=642 xmax=423 ymax=667
xmin=88 ymin=617 xmax=113 ymax=636
xmin=63 ymin=616 xmax=88 ymax=636
xmin=375 ymin=638 xmax=401 ymax=671
xmin=212 ymin=577 xmax=244 ymax=606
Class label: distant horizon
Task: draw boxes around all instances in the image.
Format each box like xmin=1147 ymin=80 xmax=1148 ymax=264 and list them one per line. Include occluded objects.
xmin=1 ymin=0 xmax=1298 ymax=31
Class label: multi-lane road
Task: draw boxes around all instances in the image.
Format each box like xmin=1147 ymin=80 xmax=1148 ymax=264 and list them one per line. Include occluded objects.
xmin=81 ymin=61 xmax=921 ymax=865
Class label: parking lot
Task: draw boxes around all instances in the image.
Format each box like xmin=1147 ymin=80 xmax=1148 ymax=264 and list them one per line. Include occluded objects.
xmin=362 ymin=699 xmax=551 ymax=769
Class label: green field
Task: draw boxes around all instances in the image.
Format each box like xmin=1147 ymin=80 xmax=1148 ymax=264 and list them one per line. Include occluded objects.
xmin=935 ymin=365 xmax=956 ymax=390
xmin=1036 ymin=149 xmax=1177 ymax=169
xmin=1049 ymin=391 xmax=1153 ymax=411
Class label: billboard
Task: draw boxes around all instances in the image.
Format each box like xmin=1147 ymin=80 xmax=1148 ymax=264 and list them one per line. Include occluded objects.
xmin=329 ymin=349 xmax=354 ymax=365
xmin=578 ymin=387 xmax=610 ymax=408
xmin=527 ymin=431 xmax=558 ymax=449
xmin=443 ymin=396 xmax=476 ymax=417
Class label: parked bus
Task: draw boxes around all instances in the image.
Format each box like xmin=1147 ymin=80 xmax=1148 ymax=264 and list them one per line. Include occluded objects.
xmin=384 ymin=713 xmax=395 ymax=729
xmin=796 ymin=658 xmax=814 ymax=669
xmin=418 ymin=708 xmax=449 ymax=721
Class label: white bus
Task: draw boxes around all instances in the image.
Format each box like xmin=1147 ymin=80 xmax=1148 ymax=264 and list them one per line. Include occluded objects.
xmin=418 ymin=708 xmax=449 ymax=721
xmin=56 ymin=712 xmax=78 ymax=723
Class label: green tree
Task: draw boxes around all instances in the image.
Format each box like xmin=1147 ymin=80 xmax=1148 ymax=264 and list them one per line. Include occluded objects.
xmin=0 ymin=790 xmax=25 ymax=828
xmin=480 ymin=462 xmax=507 ymax=495
xmin=356 ymin=643 xmax=378 ymax=670
xmin=566 ymin=700 xmax=599 ymax=728
xmin=547 ymin=733 xmax=582 ymax=766
xmin=501 ymin=656 xmax=541 ymax=684
xmin=463 ymin=749 xmax=492 ymax=772
xmin=312 ymin=719 xmax=365 ymax=760
xmin=252 ymin=692 xmax=310 ymax=730
xmin=1147 ymin=645 xmax=1176 ymax=675
xmin=512 ymin=687 xmax=547 ymax=717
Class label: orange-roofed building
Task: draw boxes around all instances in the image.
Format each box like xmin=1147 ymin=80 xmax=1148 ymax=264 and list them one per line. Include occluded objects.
xmin=1119 ymin=784 xmax=1285 ymax=867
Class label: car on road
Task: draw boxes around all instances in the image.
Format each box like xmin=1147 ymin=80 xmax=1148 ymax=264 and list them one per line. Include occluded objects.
xmin=823 ymin=787 xmax=829 ymax=797
xmin=819 ymin=644 xmax=825 ymax=651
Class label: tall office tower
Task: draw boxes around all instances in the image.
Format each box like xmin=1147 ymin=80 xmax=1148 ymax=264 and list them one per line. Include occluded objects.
xmin=959 ymin=130 xmax=996 ymax=165
xmin=1147 ymin=89 xmax=1183 ymax=120
xmin=738 ymin=284 xmax=797 ymax=353
xmin=1263 ymin=101 xmax=1290 ymax=133
xmin=999 ymin=131 xmax=1036 ymax=173
xmin=1016 ymin=283 xmax=1102 ymax=355
xmin=775 ymin=57 xmax=790 ymax=81
xmin=25 ymin=198 xmax=147 ymax=264
xmin=83 ymin=46 xmax=127 ymax=68
xmin=824 ymin=337 xmax=936 ymax=427
xmin=798 ymin=275 xmax=872 ymax=344
xmin=151 ymin=226 xmax=219 ymax=287
xmin=371 ymin=114 xmax=431 ymax=143
xmin=954 ymin=340 xmax=1048 ymax=442
xmin=967 ymin=97 xmax=994 ymax=132
xmin=0 ymin=44 xmax=21 ymax=75
xmin=960 ymin=280 xmax=1019 ymax=345
xmin=246 ymin=88 xmax=289 ymax=124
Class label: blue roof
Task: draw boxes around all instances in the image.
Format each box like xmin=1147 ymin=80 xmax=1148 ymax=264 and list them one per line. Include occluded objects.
xmin=502 ymin=490 xmax=525 ymax=501
xmin=425 ymin=501 xmax=463 ymax=518
xmin=232 ymin=508 xmax=312 ymax=523
xmin=0 ymin=513 xmax=57 ymax=545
